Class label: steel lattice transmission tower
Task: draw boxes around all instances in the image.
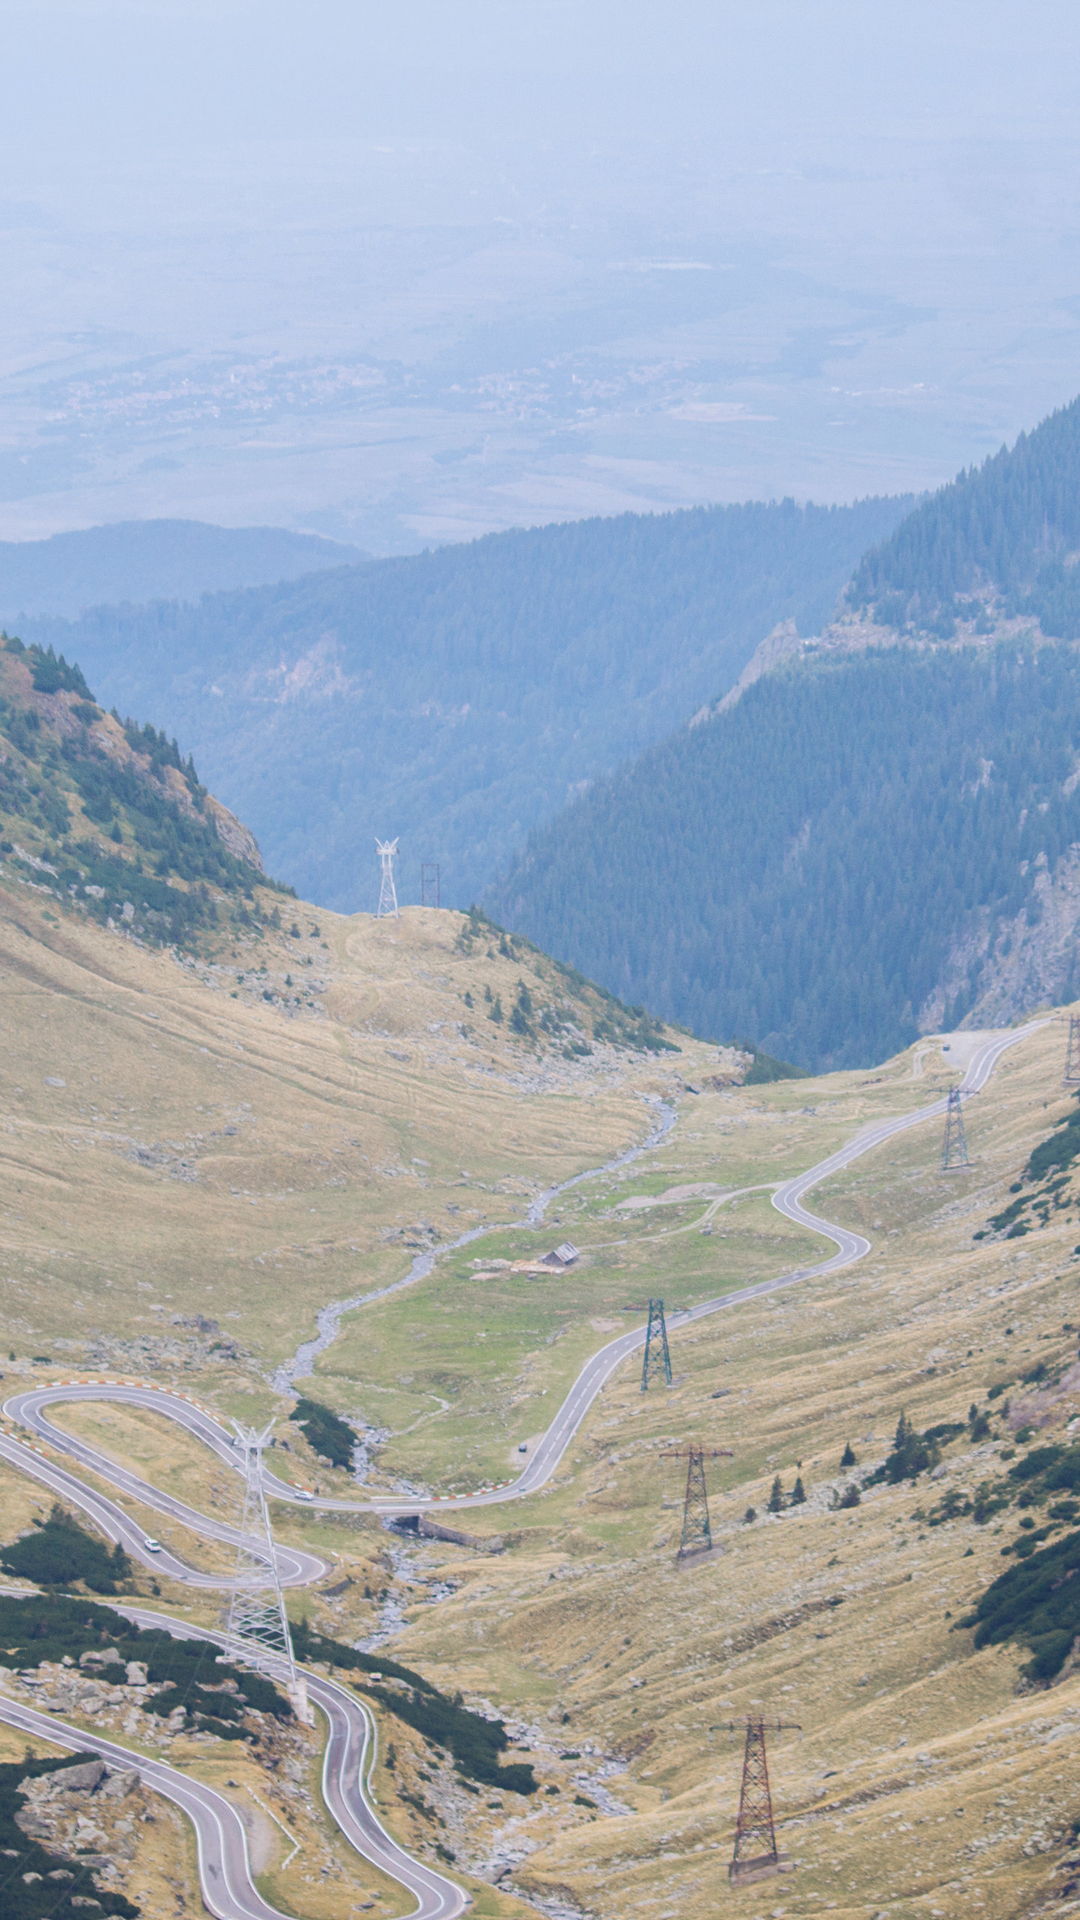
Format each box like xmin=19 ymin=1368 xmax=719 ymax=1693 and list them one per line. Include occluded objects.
xmin=720 ymin=1715 xmax=799 ymax=1885
xmin=1065 ymin=1014 xmax=1080 ymax=1084
xmin=941 ymin=1085 xmax=970 ymax=1170
xmin=661 ymin=1444 xmax=733 ymax=1559
xmin=376 ymin=838 xmax=400 ymax=919
xmin=641 ymin=1298 xmax=672 ymax=1390
xmin=223 ymin=1421 xmax=310 ymax=1722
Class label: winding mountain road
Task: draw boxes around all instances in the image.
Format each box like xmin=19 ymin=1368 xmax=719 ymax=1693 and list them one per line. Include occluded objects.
xmin=0 ymin=1602 xmax=465 ymax=1920
xmin=6 ymin=1020 xmax=1044 ymax=1522
xmin=0 ymin=1018 xmax=1045 ymax=1918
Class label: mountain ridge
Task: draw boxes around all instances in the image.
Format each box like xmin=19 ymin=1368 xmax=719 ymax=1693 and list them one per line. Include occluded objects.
xmin=0 ymin=631 xmax=280 ymax=954
xmin=488 ymin=638 xmax=1080 ymax=1070
xmin=0 ymin=518 xmax=365 ymax=622
xmin=846 ymin=393 xmax=1080 ymax=641
xmin=13 ymin=493 xmax=913 ymax=910
xmin=483 ymin=391 xmax=1080 ymax=1067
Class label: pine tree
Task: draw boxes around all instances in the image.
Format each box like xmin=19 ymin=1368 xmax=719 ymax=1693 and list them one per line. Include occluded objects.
xmin=767 ymin=1475 xmax=784 ymax=1514
xmin=791 ymin=1475 xmax=806 ymax=1505
xmin=840 ymin=1441 xmax=856 ymax=1468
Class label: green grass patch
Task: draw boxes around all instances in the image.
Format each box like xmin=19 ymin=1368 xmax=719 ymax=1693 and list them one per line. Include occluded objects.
xmin=324 ymin=1186 xmax=822 ymax=1490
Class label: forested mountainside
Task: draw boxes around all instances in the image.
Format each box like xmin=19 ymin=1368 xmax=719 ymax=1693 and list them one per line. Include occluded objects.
xmin=847 ymin=393 xmax=1080 ymax=639
xmin=488 ymin=643 xmax=1080 ymax=1072
xmin=18 ymin=494 xmax=911 ymax=911
xmin=0 ymin=520 xmax=362 ymax=622
xmin=0 ymin=634 xmax=282 ymax=950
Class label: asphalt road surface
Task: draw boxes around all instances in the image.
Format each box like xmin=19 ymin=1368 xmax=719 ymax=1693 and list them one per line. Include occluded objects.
xmin=0 ymin=1602 xmax=466 ymax=1920
xmin=0 ymin=1691 xmax=293 ymax=1920
xmin=0 ymin=1017 xmax=1044 ymax=1918
xmin=0 ymin=1414 xmax=325 ymax=1588
xmin=7 ymin=1018 xmax=1045 ymax=1520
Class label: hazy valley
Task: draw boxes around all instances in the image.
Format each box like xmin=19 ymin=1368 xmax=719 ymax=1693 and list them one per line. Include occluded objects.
xmin=4 ymin=397 xmax=1080 ymax=1920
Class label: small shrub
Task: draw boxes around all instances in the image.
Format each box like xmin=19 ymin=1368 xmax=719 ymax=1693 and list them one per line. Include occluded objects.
xmin=867 ymin=1412 xmax=940 ymax=1486
xmin=0 ymin=1593 xmax=291 ymax=1729
xmin=289 ymin=1397 xmax=356 ymax=1471
xmin=0 ymin=1505 xmax=132 ymax=1594
xmin=292 ymin=1620 xmax=536 ymax=1793
xmin=0 ymin=1752 xmax=138 ymax=1919
xmin=28 ymin=643 xmax=91 ymax=698
xmin=838 ymin=1484 xmax=861 ymax=1509
xmin=966 ymin=1526 xmax=1080 ymax=1681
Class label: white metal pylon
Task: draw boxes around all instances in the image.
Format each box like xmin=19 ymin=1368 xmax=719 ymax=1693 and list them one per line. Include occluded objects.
xmin=222 ymin=1420 xmax=309 ymax=1719
xmin=376 ymin=838 xmax=399 ymax=918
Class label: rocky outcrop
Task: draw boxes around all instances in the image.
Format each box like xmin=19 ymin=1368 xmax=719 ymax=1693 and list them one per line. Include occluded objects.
xmin=707 ymin=619 xmax=803 ymax=716
xmin=204 ymin=792 xmax=264 ymax=869
xmin=919 ymin=844 xmax=1080 ymax=1032
xmin=697 ymin=609 xmax=903 ymax=722
xmin=17 ymin=667 xmax=264 ymax=872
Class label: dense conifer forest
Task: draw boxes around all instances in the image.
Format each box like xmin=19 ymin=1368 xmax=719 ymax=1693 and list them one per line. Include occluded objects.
xmin=848 ymin=394 xmax=1080 ymax=636
xmin=488 ymin=643 xmax=1080 ymax=1071
xmin=19 ymin=494 xmax=910 ymax=908
xmin=0 ymin=634 xmax=284 ymax=952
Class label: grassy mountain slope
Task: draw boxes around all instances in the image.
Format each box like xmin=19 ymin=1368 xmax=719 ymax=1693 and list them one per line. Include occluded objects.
xmin=0 ymin=631 xmax=286 ymax=951
xmin=488 ymin=642 xmax=1080 ymax=1071
xmin=847 ymin=391 xmax=1080 ymax=638
xmin=17 ymin=494 xmax=911 ymax=910
xmin=0 ymin=869 xmax=727 ymax=1425
xmin=0 ymin=518 xmax=363 ymax=621
xmin=2 ymin=892 xmax=1079 ymax=1915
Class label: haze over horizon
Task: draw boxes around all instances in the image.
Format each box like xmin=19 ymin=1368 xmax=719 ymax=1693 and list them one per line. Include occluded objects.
xmin=4 ymin=1 xmax=1080 ymax=554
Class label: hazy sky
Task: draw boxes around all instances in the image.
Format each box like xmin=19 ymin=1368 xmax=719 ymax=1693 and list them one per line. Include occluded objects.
xmin=3 ymin=1 xmax=1080 ymax=548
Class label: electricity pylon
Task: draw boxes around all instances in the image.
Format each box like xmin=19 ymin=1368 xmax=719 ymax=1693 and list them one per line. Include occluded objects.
xmin=941 ymin=1085 xmax=970 ymax=1170
xmin=716 ymin=1715 xmax=800 ymax=1885
xmin=661 ymin=1444 xmax=734 ymax=1558
xmin=640 ymin=1298 xmax=672 ymax=1389
xmin=223 ymin=1421 xmax=310 ymax=1722
xmin=376 ymin=838 xmax=399 ymax=918
xmin=1066 ymin=1014 xmax=1080 ymax=1084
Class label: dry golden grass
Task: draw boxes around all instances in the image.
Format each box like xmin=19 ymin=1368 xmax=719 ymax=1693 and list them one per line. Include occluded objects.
xmin=5 ymin=887 xmax=1080 ymax=1916
xmin=350 ymin=1015 xmax=1080 ymax=1920
xmin=0 ymin=882 xmax=707 ymax=1382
